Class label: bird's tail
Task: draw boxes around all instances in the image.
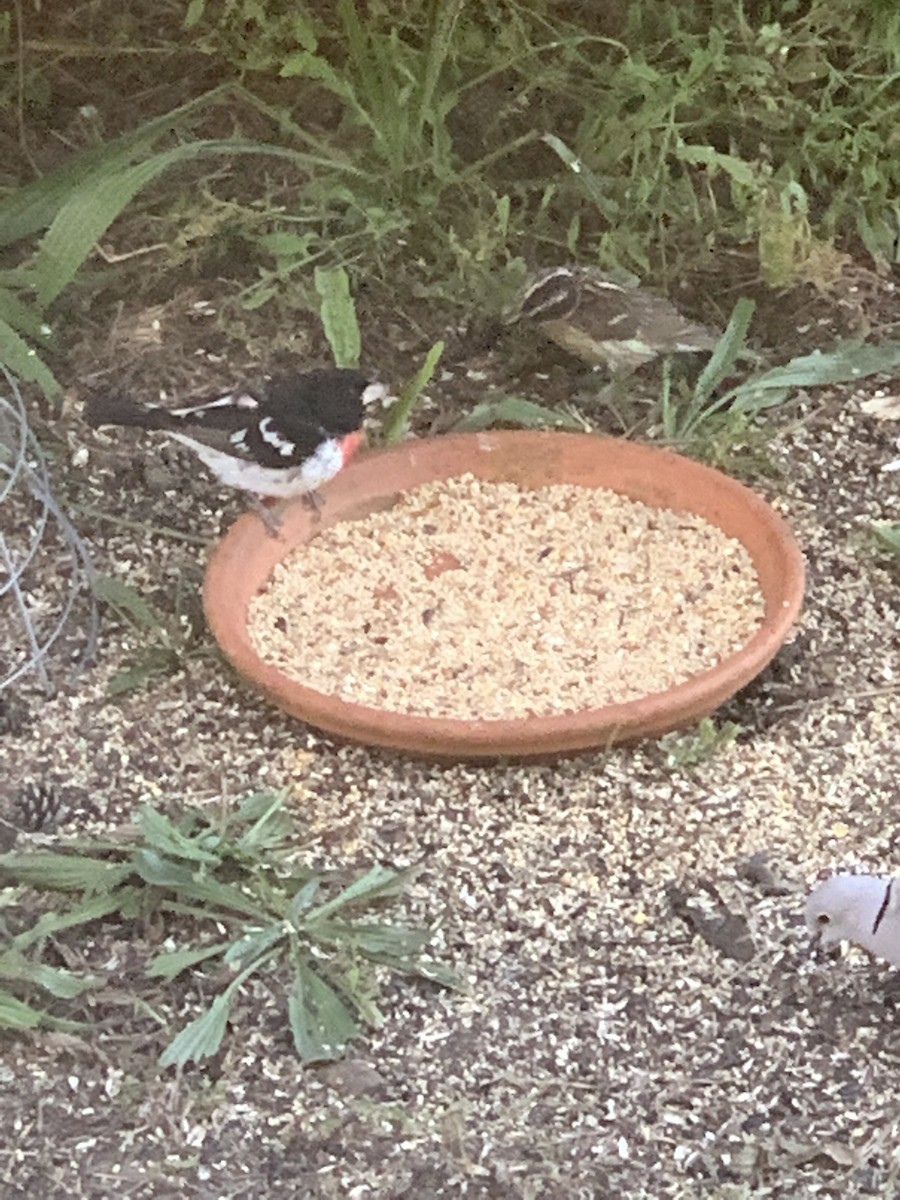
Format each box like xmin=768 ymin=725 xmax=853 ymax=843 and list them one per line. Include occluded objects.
xmin=83 ymin=393 xmax=174 ymax=431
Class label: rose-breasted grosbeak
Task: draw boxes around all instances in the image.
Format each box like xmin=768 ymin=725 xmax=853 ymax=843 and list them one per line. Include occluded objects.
xmin=84 ymin=369 xmax=387 ymax=531
xmin=507 ymin=266 xmax=720 ymax=373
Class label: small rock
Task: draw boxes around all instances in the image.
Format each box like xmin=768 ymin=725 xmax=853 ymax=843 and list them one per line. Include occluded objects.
xmin=316 ymin=1059 xmax=385 ymax=1098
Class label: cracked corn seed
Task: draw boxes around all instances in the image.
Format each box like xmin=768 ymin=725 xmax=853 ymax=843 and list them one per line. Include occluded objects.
xmin=247 ymin=475 xmax=766 ymax=719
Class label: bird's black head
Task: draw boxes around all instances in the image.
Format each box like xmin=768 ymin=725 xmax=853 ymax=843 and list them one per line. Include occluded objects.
xmin=264 ymin=369 xmax=383 ymax=435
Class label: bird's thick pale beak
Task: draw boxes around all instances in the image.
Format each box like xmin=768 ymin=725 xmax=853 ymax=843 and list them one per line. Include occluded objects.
xmin=807 ymin=923 xmax=842 ymax=961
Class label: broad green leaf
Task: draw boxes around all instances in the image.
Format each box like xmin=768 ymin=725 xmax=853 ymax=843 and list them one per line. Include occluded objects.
xmin=159 ymin=991 xmax=233 ymax=1068
xmin=303 ymin=865 xmax=408 ymax=923
xmin=14 ymin=891 xmax=136 ymax=950
xmin=691 ymin=298 xmax=756 ymax=409
xmin=92 ymin=575 xmax=166 ymax=631
xmin=0 ymin=851 xmax=131 ymax=893
xmin=675 ymin=142 xmax=759 ymax=187
xmin=0 ymin=990 xmax=45 ymax=1029
xmin=139 ymin=806 xmax=221 ymax=865
xmin=315 ymin=267 xmax=361 ymax=369
xmin=172 ymin=878 xmax=272 ymax=921
xmin=382 ymin=341 xmax=444 ymax=444
xmin=106 ymin=650 xmax=179 ymax=696
xmin=159 ymin=962 xmax=254 ymax=1068
xmin=131 ymin=848 xmax=196 ymax=888
xmin=279 ymin=50 xmax=356 ymax=104
xmin=131 ymin=851 xmax=271 ymax=919
xmin=452 ymin=396 xmax=586 ymax=433
xmin=0 ymin=953 xmax=96 ymax=999
xmin=0 ymin=87 xmax=229 ymax=247
xmin=312 ymin=920 xmax=431 ymax=959
xmin=287 ymin=878 xmax=321 ymax=922
xmin=146 ymin=943 xmax=230 ymax=980
xmin=0 ymin=317 xmax=60 ymax=397
xmin=256 ymin=230 xmax=314 ymax=261
xmin=223 ymin=924 xmax=283 ymax=967
xmin=184 ymin=0 xmax=206 ymax=28
xmin=288 ymin=960 xmax=359 ymax=1062
xmin=730 ymin=340 xmax=900 ymax=413
xmin=405 ymin=958 xmax=462 ymax=988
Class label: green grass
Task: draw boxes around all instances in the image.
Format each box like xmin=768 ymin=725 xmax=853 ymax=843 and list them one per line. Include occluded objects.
xmin=2 ymin=2 xmax=899 ymax=444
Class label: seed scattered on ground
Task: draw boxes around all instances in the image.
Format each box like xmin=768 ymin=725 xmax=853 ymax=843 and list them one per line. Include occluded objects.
xmin=247 ymin=475 xmax=766 ymax=718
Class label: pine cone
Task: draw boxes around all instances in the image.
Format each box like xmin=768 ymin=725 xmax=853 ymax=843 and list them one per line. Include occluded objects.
xmin=14 ymin=781 xmax=65 ymax=832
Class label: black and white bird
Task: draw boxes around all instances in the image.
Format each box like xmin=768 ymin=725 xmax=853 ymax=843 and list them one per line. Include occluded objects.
xmin=506 ymin=265 xmax=720 ymax=373
xmin=84 ymin=369 xmax=388 ymax=531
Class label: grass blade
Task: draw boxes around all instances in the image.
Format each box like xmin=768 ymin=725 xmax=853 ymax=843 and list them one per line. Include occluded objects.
xmin=691 ymin=297 xmax=756 ymax=410
xmin=381 ymin=341 xmax=444 ymax=444
xmin=0 ymin=87 xmax=231 ymax=247
xmin=0 ymin=317 xmax=60 ymax=396
xmin=729 ymin=340 xmax=900 ymax=413
xmin=0 ymin=990 xmax=46 ymax=1029
xmin=541 ymin=133 xmax=621 ymax=220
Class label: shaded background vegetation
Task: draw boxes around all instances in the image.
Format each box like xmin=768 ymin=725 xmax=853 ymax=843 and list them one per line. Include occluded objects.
xmin=1 ymin=0 xmax=899 ymax=395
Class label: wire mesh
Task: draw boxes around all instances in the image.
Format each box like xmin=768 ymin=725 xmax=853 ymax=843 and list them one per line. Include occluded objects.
xmin=0 ymin=369 xmax=98 ymax=691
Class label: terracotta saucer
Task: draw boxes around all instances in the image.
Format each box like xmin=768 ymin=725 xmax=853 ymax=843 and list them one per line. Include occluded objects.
xmin=203 ymin=431 xmax=805 ymax=760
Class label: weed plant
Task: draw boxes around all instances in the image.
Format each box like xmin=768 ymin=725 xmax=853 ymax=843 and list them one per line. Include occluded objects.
xmin=0 ymin=790 xmax=457 ymax=1064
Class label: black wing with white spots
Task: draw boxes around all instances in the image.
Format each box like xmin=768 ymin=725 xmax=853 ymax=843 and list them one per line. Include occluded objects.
xmin=84 ymin=368 xmax=378 ymax=470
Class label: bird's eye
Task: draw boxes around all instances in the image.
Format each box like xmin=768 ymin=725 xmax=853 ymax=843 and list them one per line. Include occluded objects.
xmin=816 ymin=913 xmax=831 ymax=925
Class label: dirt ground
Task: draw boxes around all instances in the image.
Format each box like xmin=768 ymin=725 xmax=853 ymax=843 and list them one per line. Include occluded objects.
xmin=2 ymin=266 xmax=900 ymax=1200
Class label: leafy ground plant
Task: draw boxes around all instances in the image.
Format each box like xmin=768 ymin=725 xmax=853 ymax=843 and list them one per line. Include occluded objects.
xmin=871 ymin=521 xmax=900 ymax=570
xmin=660 ymin=717 xmax=743 ymax=770
xmin=0 ymin=790 xmax=457 ymax=1064
xmin=657 ymin=301 xmax=900 ymax=460
xmin=92 ymin=571 xmax=210 ymax=695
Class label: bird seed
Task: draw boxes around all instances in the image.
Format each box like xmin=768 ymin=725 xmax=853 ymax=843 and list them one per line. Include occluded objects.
xmin=247 ymin=475 xmax=766 ymax=719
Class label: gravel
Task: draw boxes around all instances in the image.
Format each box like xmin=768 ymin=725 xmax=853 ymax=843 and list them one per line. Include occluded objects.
xmin=247 ymin=475 xmax=765 ymax=719
xmin=4 ymin=281 xmax=900 ymax=1199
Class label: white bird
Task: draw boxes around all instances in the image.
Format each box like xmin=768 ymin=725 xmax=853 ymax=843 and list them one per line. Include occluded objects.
xmin=805 ymin=873 xmax=900 ymax=967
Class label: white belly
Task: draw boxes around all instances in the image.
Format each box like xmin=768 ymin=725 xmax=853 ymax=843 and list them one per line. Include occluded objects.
xmin=167 ymin=432 xmax=345 ymax=498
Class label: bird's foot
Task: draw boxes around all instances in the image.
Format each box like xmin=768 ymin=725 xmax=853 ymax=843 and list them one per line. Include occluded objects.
xmin=301 ymin=490 xmax=324 ymax=524
xmin=248 ymin=495 xmax=284 ymax=538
